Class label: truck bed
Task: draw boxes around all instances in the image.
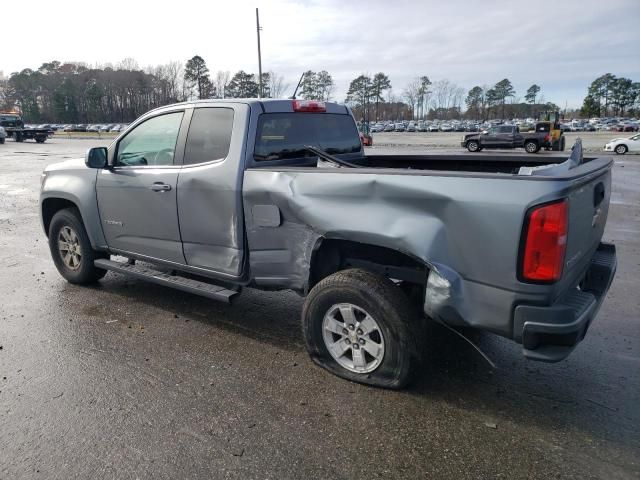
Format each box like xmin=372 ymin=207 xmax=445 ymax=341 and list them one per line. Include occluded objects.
xmin=355 ymin=153 xmax=582 ymax=174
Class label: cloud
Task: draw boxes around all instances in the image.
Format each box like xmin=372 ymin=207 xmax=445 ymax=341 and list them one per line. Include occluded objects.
xmin=2 ymin=0 xmax=638 ymax=107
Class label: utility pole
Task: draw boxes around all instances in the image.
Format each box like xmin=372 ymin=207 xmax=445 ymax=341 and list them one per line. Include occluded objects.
xmin=256 ymin=8 xmax=263 ymax=98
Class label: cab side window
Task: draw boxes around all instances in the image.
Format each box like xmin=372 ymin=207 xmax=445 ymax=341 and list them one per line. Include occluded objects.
xmin=183 ymin=108 xmax=234 ymax=165
xmin=116 ymin=112 xmax=184 ymax=167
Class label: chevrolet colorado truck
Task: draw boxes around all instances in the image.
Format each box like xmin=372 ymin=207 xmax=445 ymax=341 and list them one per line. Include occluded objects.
xmin=462 ymin=124 xmax=566 ymax=153
xmin=40 ymin=99 xmax=616 ymax=388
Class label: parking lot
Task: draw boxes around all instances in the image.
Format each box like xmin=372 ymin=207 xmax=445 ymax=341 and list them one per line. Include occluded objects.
xmin=0 ymin=138 xmax=639 ymax=479
xmin=370 ymin=131 xmax=631 ymax=153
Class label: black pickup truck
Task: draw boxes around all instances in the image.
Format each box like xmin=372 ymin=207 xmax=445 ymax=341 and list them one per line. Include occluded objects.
xmin=461 ymin=125 xmax=563 ymax=154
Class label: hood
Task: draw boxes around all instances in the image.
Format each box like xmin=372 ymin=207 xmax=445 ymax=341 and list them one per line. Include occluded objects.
xmin=44 ymin=157 xmax=86 ymax=173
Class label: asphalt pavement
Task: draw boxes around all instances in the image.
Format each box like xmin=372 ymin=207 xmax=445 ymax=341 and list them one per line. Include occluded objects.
xmin=0 ymin=138 xmax=638 ymax=479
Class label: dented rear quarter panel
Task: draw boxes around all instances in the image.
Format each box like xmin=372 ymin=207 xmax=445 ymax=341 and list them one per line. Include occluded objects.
xmin=242 ymin=158 xmax=613 ymax=337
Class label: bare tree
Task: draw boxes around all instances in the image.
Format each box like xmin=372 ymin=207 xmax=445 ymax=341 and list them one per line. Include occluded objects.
xmin=117 ymin=58 xmax=140 ymax=71
xmin=214 ymin=71 xmax=231 ymax=99
xmin=403 ymin=79 xmax=421 ymax=120
xmin=267 ymin=71 xmax=289 ymax=99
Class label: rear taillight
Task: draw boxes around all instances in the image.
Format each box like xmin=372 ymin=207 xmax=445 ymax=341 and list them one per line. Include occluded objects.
xmin=292 ymin=100 xmax=326 ymax=112
xmin=521 ymin=199 xmax=568 ymax=282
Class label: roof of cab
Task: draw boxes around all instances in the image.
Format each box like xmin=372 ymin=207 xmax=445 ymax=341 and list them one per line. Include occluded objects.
xmin=146 ymin=98 xmax=350 ymax=116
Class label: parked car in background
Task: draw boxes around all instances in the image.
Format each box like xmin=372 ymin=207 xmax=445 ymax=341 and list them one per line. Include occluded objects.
xmin=616 ymin=123 xmax=639 ymax=132
xmin=604 ymin=133 xmax=640 ymax=154
xmin=394 ymin=123 xmax=405 ymax=132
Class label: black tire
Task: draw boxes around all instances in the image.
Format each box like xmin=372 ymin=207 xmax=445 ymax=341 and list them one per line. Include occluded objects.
xmin=560 ymin=136 xmax=566 ymax=152
xmin=15 ymin=132 xmax=23 ymax=143
xmin=466 ymin=140 xmax=480 ymax=152
xmin=48 ymin=208 xmax=108 ymax=284
xmin=551 ymin=140 xmax=559 ymax=151
xmin=0 ymin=137 xmax=5 ymax=144
xmin=614 ymin=144 xmax=627 ymax=154
xmin=302 ymin=268 xmax=421 ymax=389
xmin=524 ymin=140 xmax=539 ymax=153
xmin=35 ymin=136 xmax=46 ymax=143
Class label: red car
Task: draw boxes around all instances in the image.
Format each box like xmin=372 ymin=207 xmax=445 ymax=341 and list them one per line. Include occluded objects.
xmin=616 ymin=124 xmax=639 ymax=132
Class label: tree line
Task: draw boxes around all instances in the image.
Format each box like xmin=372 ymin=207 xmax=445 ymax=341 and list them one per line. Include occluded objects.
xmin=0 ymin=56 xmax=293 ymax=123
xmin=1 ymin=55 xmax=638 ymax=123
xmin=580 ymin=74 xmax=640 ymax=117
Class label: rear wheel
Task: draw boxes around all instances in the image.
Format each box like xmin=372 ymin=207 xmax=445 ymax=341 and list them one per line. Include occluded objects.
xmin=524 ymin=140 xmax=539 ymax=153
xmin=35 ymin=136 xmax=46 ymax=143
xmin=614 ymin=144 xmax=628 ymax=154
xmin=0 ymin=137 xmax=4 ymax=144
xmin=560 ymin=136 xmax=566 ymax=151
xmin=302 ymin=268 xmax=421 ymax=389
xmin=48 ymin=208 xmax=107 ymax=284
xmin=466 ymin=140 xmax=480 ymax=152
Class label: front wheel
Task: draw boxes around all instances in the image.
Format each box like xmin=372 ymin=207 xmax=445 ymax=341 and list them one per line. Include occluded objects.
xmin=466 ymin=140 xmax=480 ymax=152
xmin=524 ymin=140 xmax=539 ymax=153
xmin=615 ymin=144 xmax=628 ymax=154
xmin=0 ymin=137 xmax=5 ymax=144
xmin=302 ymin=268 xmax=420 ymax=389
xmin=48 ymin=208 xmax=107 ymax=284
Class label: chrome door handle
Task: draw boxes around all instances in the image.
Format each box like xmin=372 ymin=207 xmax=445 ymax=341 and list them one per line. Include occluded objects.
xmin=150 ymin=182 xmax=171 ymax=192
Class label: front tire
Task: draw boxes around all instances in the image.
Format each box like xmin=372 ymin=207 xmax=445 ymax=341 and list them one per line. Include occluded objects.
xmin=302 ymin=268 xmax=420 ymax=389
xmin=466 ymin=140 xmax=480 ymax=152
xmin=48 ymin=208 xmax=107 ymax=284
xmin=615 ymin=144 xmax=628 ymax=154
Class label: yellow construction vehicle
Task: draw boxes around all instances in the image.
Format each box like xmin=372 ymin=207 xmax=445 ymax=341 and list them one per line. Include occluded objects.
xmin=536 ymin=110 xmax=566 ymax=151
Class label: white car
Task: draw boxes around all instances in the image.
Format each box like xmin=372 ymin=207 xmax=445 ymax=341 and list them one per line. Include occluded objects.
xmin=0 ymin=126 xmax=6 ymax=144
xmin=604 ymin=134 xmax=640 ymax=154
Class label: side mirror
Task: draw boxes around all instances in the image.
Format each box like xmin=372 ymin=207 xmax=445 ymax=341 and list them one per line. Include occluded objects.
xmin=85 ymin=147 xmax=108 ymax=168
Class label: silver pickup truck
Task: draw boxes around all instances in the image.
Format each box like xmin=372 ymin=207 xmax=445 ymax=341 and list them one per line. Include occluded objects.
xmin=40 ymin=99 xmax=617 ymax=388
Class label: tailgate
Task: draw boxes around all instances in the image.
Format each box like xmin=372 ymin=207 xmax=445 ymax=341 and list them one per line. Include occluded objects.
xmin=557 ymin=164 xmax=612 ymax=296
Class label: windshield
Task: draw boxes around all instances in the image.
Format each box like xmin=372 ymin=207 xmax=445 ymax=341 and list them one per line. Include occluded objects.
xmin=254 ymin=113 xmax=361 ymax=161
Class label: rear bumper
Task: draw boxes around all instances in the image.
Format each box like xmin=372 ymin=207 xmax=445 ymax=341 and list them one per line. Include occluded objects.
xmin=513 ymin=242 xmax=617 ymax=362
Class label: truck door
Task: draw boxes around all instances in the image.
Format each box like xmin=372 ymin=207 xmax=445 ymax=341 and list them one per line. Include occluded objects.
xmin=176 ymin=106 xmax=245 ymax=277
xmin=497 ymin=126 xmax=514 ymax=147
xmin=483 ymin=127 xmax=500 ymax=147
xmin=96 ymin=110 xmax=188 ymax=264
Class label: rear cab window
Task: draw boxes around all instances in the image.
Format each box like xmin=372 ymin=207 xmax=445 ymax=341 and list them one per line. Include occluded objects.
xmin=254 ymin=113 xmax=361 ymax=162
xmin=184 ymin=108 xmax=234 ymax=165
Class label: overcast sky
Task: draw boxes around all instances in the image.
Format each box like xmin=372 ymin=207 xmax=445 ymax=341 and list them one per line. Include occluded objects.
xmin=3 ymin=0 xmax=639 ymax=107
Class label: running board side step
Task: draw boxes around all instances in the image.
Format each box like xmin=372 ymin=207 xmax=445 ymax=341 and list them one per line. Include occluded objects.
xmin=94 ymin=259 xmax=239 ymax=304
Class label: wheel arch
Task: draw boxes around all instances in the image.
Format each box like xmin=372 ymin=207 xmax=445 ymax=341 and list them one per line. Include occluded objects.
xmin=41 ymin=194 xmax=106 ymax=250
xmin=615 ymin=143 xmax=628 ymax=153
xmin=308 ymin=237 xmax=429 ymax=305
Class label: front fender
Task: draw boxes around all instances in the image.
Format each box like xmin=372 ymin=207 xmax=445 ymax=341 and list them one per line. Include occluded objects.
xmin=40 ymin=172 xmax=107 ymax=249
